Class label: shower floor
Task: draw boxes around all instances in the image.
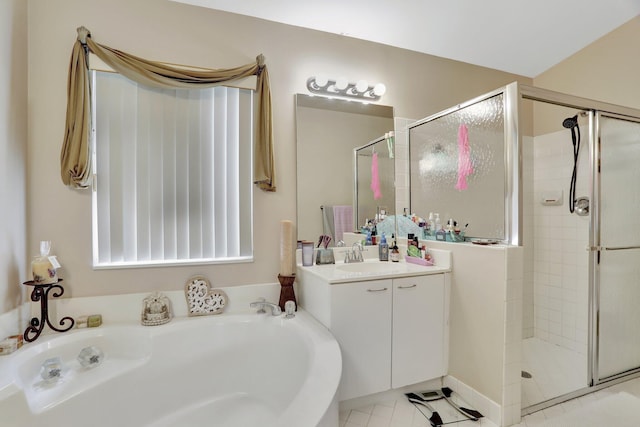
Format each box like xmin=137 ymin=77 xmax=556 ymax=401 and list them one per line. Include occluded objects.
xmin=521 ymin=337 xmax=588 ymax=408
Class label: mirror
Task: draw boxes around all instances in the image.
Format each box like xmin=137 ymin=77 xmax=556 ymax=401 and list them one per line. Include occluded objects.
xmin=354 ymin=136 xmax=395 ymax=232
xmin=295 ymin=94 xmax=394 ymax=245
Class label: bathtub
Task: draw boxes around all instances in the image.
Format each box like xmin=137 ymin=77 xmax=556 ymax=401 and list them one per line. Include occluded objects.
xmin=0 ymin=310 xmax=341 ymax=427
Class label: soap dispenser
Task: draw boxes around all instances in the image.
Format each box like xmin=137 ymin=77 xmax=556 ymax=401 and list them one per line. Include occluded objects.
xmin=378 ymin=233 xmax=389 ymax=261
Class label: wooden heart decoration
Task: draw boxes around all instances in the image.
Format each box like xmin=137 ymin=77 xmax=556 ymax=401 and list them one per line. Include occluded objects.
xmin=184 ymin=276 xmax=227 ymax=316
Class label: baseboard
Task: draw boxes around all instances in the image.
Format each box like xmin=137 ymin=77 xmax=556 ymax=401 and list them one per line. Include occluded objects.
xmin=444 ymin=375 xmax=502 ymax=426
xmin=338 ymin=377 xmax=444 ymax=413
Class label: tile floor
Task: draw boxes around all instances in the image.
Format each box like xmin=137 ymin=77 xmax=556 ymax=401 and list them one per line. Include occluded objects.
xmin=340 ymin=376 xmax=640 ymax=427
xmin=339 ymin=389 xmax=496 ymax=427
xmin=521 ymin=337 xmax=588 ymax=408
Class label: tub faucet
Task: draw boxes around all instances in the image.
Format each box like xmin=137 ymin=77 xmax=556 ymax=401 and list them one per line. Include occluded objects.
xmin=345 ymin=242 xmax=364 ymax=263
xmin=250 ymin=298 xmax=282 ymax=316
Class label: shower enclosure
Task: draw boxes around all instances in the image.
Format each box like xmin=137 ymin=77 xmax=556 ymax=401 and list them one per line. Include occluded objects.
xmin=519 ymin=86 xmax=640 ymax=414
xmin=407 ymin=81 xmax=640 ymax=416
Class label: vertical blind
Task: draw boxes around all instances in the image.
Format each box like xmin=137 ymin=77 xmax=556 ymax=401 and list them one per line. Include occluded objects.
xmin=92 ymin=71 xmax=253 ymax=267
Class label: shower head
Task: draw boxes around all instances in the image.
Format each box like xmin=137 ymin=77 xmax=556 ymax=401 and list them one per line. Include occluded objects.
xmin=562 ymin=115 xmax=579 ymax=129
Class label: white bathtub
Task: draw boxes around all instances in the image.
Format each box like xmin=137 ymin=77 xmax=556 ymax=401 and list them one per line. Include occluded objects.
xmin=0 ymin=311 xmax=341 ymax=427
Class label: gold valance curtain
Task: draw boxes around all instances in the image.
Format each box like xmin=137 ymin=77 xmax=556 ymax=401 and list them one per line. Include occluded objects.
xmin=61 ymin=26 xmax=276 ymax=191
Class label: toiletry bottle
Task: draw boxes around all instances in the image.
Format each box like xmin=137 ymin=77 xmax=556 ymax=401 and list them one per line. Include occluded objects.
xmin=428 ymin=212 xmax=434 ymax=236
xmin=435 ymin=213 xmax=441 ymax=232
xmin=371 ymin=227 xmax=377 ymax=245
xmin=366 ymin=231 xmax=372 ymax=246
xmin=422 ymin=245 xmax=432 ymax=262
xmin=390 ymin=241 xmax=400 ymax=262
xmin=407 ymin=233 xmax=415 ymax=248
xmin=378 ymin=233 xmax=389 ymax=261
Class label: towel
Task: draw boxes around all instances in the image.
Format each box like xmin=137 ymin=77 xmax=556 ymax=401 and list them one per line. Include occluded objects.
xmin=333 ymin=205 xmax=353 ymax=243
xmin=370 ymin=152 xmax=382 ymax=199
xmin=455 ymin=123 xmax=473 ymax=191
xmin=386 ymin=132 xmax=394 ymax=159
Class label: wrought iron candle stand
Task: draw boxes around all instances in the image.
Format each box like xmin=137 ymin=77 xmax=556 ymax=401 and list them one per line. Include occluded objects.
xmin=278 ymin=274 xmax=297 ymax=312
xmin=23 ymin=279 xmax=75 ymax=342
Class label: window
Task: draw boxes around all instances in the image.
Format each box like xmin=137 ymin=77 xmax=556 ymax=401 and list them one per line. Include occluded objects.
xmin=91 ymin=71 xmax=253 ymax=268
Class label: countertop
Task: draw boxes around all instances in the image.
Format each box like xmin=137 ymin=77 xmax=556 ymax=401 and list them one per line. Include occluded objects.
xmin=296 ymin=248 xmax=451 ymax=284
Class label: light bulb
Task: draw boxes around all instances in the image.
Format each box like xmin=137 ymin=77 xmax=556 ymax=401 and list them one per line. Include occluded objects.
xmin=334 ymin=77 xmax=348 ymax=91
xmin=373 ymin=83 xmax=386 ymax=96
xmin=314 ymin=75 xmax=328 ymax=88
xmin=355 ymin=80 xmax=369 ymax=93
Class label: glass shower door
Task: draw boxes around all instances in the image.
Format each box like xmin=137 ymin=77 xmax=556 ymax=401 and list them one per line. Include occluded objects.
xmin=596 ymin=113 xmax=640 ymax=381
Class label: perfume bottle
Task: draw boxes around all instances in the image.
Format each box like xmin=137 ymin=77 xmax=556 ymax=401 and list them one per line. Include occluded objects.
xmin=31 ymin=241 xmax=58 ymax=284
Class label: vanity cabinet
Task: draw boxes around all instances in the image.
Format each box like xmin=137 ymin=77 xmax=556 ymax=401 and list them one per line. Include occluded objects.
xmin=299 ymin=270 xmax=448 ymax=401
xmin=392 ymin=275 xmax=446 ymax=389
xmin=330 ymin=279 xmax=393 ymax=400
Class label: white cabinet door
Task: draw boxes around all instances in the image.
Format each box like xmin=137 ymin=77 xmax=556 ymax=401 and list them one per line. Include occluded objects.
xmin=392 ymin=275 xmax=445 ymax=388
xmin=331 ymin=279 xmax=392 ymax=400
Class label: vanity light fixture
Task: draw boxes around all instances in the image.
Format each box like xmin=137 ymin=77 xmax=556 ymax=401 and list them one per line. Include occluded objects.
xmin=306 ymin=75 xmax=386 ymax=102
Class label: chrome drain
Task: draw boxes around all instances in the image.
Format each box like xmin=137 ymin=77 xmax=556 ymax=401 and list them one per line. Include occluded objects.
xmin=521 ymin=370 xmax=532 ymax=379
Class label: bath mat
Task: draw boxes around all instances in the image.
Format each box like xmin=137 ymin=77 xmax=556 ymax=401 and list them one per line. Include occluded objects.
xmin=547 ymin=392 xmax=640 ymax=427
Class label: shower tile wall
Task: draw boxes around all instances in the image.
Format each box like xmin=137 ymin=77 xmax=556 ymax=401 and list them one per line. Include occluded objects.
xmin=532 ymin=130 xmax=590 ymax=355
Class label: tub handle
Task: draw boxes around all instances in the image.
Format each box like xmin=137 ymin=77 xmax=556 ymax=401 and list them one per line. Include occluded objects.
xmin=398 ymin=284 xmax=417 ymax=289
xmin=367 ymin=287 xmax=388 ymax=292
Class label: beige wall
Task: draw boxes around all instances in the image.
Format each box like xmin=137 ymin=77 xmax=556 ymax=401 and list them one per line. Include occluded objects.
xmin=26 ymin=0 xmax=530 ymax=299
xmin=0 ymin=0 xmax=28 ymax=315
xmin=535 ymin=15 xmax=640 ymax=108
xmin=533 ymin=16 xmax=640 ymax=134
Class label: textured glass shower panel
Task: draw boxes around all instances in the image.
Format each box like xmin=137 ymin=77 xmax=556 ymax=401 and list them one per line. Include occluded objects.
xmin=356 ymin=140 xmax=395 ymax=229
xmin=598 ymin=249 xmax=640 ymax=378
xmin=409 ymin=94 xmax=505 ymax=239
xmin=599 ymin=116 xmax=640 ymax=247
xmin=597 ymin=115 xmax=640 ymax=379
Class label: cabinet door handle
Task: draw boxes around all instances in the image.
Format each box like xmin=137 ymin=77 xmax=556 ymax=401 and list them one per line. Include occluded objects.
xmin=398 ymin=284 xmax=417 ymax=289
xmin=366 ymin=287 xmax=388 ymax=292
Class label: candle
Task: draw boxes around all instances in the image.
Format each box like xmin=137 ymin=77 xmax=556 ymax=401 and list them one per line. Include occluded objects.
xmin=280 ymin=220 xmax=294 ymax=276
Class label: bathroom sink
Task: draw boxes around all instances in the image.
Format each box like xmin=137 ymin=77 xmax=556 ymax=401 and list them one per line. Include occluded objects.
xmin=336 ymin=262 xmax=402 ymax=274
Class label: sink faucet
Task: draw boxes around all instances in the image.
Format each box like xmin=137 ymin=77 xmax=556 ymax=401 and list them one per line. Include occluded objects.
xmin=250 ymin=298 xmax=282 ymax=316
xmin=345 ymin=242 xmax=364 ymax=263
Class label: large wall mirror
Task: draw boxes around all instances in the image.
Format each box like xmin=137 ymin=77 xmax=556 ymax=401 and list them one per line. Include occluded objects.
xmin=295 ymin=94 xmax=394 ymax=245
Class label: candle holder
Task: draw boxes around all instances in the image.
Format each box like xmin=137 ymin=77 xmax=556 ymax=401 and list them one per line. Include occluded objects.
xmin=278 ymin=274 xmax=297 ymax=312
xmin=23 ymin=279 xmax=75 ymax=342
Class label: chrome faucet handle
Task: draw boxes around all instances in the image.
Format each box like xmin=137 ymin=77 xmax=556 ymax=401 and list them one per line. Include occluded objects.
xmin=250 ymin=297 xmax=267 ymax=314
xmin=250 ymin=299 xmax=281 ymax=316
xmin=336 ymin=240 xmax=345 ymax=247
xmin=351 ymin=242 xmax=364 ymax=262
